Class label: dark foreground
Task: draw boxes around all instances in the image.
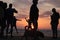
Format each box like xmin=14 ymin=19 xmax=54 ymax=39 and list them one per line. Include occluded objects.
xmin=0 ymin=36 xmax=60 ymax=40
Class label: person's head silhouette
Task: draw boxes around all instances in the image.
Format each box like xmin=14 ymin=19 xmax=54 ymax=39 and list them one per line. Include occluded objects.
xmin=0 ymin=1 xmax=3 ymax=7
xmin=9 ymin=3 xmax=12 ymax=8
xmin=52 ymin=8 xmax=56 ymax=13
xmin=3 ymin=2 xmax=7 ymax=9
xmin=32 ymin=0 xmax=38 ymax=5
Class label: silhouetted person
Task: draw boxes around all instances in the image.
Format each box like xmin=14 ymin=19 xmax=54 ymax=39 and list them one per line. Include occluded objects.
xmin=0 ymin=1 xmax=7 ymax=37
xmin=0 ymin=1 xmax=4 ymax=36
xmin=9 ymin=16 xmax=18 ymax=34
xmin=2 ymin=2 xmax=7 ymax=36
xmin=29 ymin=0 xmax=39 ymax=31
xmin=3 ymin=2 xmax=8 ymax=26
xmin=6 ymin=3 xmax=18 ymax=37
xmin=50 ymin=8 xmax=60 ymax=38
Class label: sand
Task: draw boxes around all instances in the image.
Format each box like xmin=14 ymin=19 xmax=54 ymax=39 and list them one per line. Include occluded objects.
xmin=0 ymin=36 xmax=60 ymax=40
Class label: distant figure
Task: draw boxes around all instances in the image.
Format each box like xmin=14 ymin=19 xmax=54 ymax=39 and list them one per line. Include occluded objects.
xmin=29 ymin=0 xmax=39 ymax=31
xmin=50 ymin=8 xmax=60 ymax=38
xmin=6 ymin=3 xmax=18 ymax=37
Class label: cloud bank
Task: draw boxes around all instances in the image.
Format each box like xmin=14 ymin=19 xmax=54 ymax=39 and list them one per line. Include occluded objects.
xmin=0 ymin=0 xmax=60 ymax=18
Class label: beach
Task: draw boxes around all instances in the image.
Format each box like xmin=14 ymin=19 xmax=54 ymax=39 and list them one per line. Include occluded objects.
xmin=0 ymin=29 xmax=59 ymax=40
xmin=0 ymin=36 xmax=60 ymax=40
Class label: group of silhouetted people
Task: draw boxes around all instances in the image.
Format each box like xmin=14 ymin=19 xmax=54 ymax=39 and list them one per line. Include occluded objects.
xmin=0 ymin=0 xmax=60 ymax=39
xmin=28 ymin=0 xmax=60 ymax=39
xmin=0 ymin=1 xmax=18 ymax=37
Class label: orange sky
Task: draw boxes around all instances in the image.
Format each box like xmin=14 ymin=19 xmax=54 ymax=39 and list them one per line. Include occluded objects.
xmin=16 ymin=17 xmax=60 ymax=30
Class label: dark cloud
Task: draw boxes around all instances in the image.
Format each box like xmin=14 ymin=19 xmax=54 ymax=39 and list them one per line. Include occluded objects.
xmin=40 ymin=11 xmax=51 ymax=18
xmin=16 ymin=14 xmax=28 ymax=18
xmin=38 ymin=0 xmax=60 ymax=8
xmin=45 ymin=0 xmax=60 ymax=7
xmin=13 ymin=0 xmax=31 ymax=7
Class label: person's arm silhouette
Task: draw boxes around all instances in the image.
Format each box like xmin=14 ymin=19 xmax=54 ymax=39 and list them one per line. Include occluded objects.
xmin=13 ymin=8 xmax=18 ymax=13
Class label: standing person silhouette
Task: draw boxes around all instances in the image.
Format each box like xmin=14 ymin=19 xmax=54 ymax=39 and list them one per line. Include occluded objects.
xmin=6 ymin=3 xmax=18 ymax=37
xmin=9 ymin=16 xmax=21 ymax=34
xmin=29 ymin=0 xmax=39 ymax=31
xmin=1 ymin=2 xmax=7 ymax=37
xmin=8 ymin=16 xmax=20 ymax=34
xmin=0 ymin=1 xmax=5 ymax=37
xmin=12 ymin=16 xmax=18 ymax=34
xmin=0 ymin=1 xmax=7 ymax=37
xmin=50 ymin=8 xmax=60 ymax=38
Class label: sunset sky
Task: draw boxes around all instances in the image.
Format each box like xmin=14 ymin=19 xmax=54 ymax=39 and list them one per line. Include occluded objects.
xmin=0 ymin=0 xmax=60 ymax=30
